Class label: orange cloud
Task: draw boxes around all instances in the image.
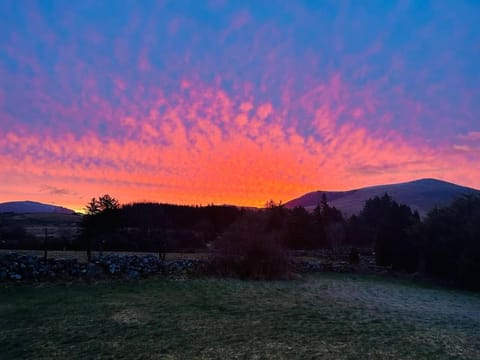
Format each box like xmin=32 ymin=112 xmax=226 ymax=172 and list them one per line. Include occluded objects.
xmin=1 ymin=75 xmax=479 ymax=212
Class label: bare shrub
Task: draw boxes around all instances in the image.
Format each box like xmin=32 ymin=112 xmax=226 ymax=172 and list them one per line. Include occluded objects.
xmin=207 ymin=213 xmax=291 ymax=280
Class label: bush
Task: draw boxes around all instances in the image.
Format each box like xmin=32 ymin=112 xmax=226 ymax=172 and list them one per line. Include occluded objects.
xmin=207 ymin=213 xmax=291 ymax=280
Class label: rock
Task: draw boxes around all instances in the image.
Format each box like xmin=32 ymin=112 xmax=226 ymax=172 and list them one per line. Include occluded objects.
xmin=10 ymin=273 xmax=22 ymax=280
xmin=126 ymin=270 xmax=140 ymax=279
xmin=108 ymin=264 xmax=117 ymax=274
xmin=86 ymin=263 xmax=103 ymax=277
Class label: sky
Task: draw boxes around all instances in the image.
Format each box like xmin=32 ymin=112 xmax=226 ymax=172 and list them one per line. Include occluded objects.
xmin=0 ymin=0 xmax=479 ymax=212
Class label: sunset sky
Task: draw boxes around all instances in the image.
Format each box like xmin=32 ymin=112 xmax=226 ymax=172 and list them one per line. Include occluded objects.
xmin=1 ymin=1 xmax=479 ymax=212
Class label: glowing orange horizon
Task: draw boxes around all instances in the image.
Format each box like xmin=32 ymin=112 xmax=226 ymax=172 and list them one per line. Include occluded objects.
xmin=1 ymin=79 xmax=479 ymax=212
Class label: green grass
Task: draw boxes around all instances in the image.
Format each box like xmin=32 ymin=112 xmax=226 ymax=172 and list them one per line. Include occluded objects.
xmin=1 ymin=274 xmax=479 ymax=359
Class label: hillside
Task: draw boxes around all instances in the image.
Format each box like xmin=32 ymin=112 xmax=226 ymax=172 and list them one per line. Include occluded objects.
xmin=285 ymin=178 xmax=480 ymax=217
xmin=0 ymin=201 xmax=74 ymax=214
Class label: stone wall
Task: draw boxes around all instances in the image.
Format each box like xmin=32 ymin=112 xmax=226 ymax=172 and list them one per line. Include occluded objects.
xmin=0 ymin=252 xmax=386 ymax=282
xmin=0 ymin=253 xmax=203 ymax=281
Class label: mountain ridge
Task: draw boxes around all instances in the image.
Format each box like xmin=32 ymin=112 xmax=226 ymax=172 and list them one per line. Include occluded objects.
xmin=0 ymin=201 xmax=75 ymax=214
xmin=285 ymin=178 xmax=480 ymax=217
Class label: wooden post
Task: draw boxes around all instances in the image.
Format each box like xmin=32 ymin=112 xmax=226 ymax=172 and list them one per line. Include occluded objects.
xmin=158 ymin=228 xmax=166 ymax=261
xmin=43 ymin=228 xmax=48 ymax=260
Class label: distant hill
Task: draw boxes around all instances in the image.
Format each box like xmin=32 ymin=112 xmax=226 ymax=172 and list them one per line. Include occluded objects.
xmin=0 ymin=201 xmax=75 ymax=214
xmin=285 ymin=178 xmax=480 ymax=217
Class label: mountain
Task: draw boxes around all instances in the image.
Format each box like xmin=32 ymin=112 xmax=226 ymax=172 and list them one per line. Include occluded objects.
xmin=0 ymin=201 xmax=75 ymax=214
xmin=285 ymin=178 xmax=480 ymax=217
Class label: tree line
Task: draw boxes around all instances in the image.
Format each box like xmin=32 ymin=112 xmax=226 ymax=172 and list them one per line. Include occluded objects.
xmin=1 ymin=192 xmax=478 ymax=289
xmin=81 ymin=195 xmax=244 ymax=260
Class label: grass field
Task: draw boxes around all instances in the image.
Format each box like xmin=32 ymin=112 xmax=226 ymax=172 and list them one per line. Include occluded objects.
xmin=1 ymin=274 xmax=479 ymax=359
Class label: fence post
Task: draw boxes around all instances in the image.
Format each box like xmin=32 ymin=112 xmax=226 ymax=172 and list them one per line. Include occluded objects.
xmin=43 ymin=228 xmax=48 ymax=260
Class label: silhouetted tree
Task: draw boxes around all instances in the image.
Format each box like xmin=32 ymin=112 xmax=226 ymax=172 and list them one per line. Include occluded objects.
xmin=345 ymin=214 xmax=370 ymax=246
xmin=312 ymin=203 xmax=328 ymax=248
xmin=416 ymin=195 xmax=480 ymax=289
xmin=82 ymin=194 xmax=121 ymax=261
xmin=311 ymin=194 xmax=345 ymax=249
xmin=359 ymin=193 xmax=420 ymax=270
xmin=285 ymin=206 xmax=312 ymax=249
xmin=87 ymin=194 xmax=119 ymax=214
xmin=265 ymin=200 xmax=287 ymax=232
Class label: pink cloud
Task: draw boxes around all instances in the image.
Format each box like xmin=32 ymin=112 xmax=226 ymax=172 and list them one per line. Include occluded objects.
xmin=220 ymin=9 xmax=252 ymax=43
xmin=459 ymin=131 xmax=480 ymax=141
xmin=1 ymin=73 xmax=479 ymax=211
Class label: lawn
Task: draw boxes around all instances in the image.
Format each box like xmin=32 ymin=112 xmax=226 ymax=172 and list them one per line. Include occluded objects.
xmin=1 ymin=274 xmax=479 ymax=359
